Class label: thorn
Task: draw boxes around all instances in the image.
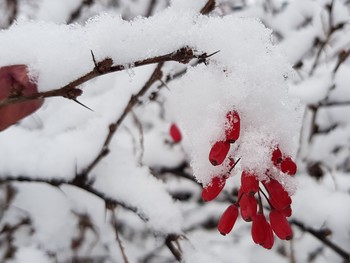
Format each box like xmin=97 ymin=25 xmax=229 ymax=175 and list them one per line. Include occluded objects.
xmin=159 ymin=79 xmax=170 ymax=91
xmin=90 ymin=50 xmax=102 ymax=74
xmin=206 ymin=50 xmax=220 ymax=58
xmin=72 ymin=99 xmax=94 ymax=111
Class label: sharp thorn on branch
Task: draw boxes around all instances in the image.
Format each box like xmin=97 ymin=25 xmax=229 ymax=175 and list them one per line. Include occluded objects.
xmin=90 ymin=50 xmax=103 ymax=74
xmin=159 ymin=79 xmax=170 ymax=91
xmin=72 ymin=99 xmax=94 ymax=111
xmin=206 ymin=50 xmax=221 ymax=58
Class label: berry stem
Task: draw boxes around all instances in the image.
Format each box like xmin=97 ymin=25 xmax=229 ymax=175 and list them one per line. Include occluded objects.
xmin=259 ymin=187 xmax=274 ymax=209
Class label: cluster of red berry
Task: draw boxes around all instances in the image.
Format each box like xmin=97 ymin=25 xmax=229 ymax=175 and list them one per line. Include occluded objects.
xmin=168 ymin=110 xmax=297 ymax=249
xmin=202 ymin=110 xmax=297 ymax=249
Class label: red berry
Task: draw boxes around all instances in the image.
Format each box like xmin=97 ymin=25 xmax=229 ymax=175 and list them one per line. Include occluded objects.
xmin=0 ymin=65 xmax=43 ymax=131
xmin=209 ymin=141 xmax=230 ymax=166
xmin=251 ymin=213 xmax=269 ymax=245
xmin=271 ymin=146 xmax=282 ymax=167
xmin=262 ymin=223 xmax=275 ymax=249
xmin=269 ymin=210 xmax=293 ymax=240
xmin=169 ymin=123 xmax=182 ymax=143
xmin=241 ymin=171 xmax=259 ymax=196
xmin=280 ymin=157 xmax=297 ymax=175
xmin=239 ymin=193 xmax=257 ymax=222
xmin=201 ymin=176 xmax=226 ymax=201
xmin=264 ymin=180 xmax=291 ymax=210
xmin=225 ymin=110 xmax=240 ymax=143
xmin=218 ymin=204 xmax=239 ymax=235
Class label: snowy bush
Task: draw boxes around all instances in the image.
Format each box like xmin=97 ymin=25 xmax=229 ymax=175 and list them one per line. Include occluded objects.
xmin=0 ymin=0 xmax=350 ymax=262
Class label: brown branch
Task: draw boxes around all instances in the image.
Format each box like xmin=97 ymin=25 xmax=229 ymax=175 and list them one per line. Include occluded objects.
xmin=0 ymin=47 xmax=202 ymax=109
xmin=0 ymin=175 xmax=147 ymax=221
xmin=333 ymin=49 xmax=350 ymax=74
xmin=200 ymin=0 xmax=216 ymax=15
xmin=5 ymin=0 xmax=18 ymax=28
xmin=110 ymin=209 xmax=130 ymax=263
xmin=291 ymin=219 xmax=350 ymax=262
xmin=165 ymin=234 xmax=182 ymax=262
xmin=68 ymin=0 xmax=94 ymax=24
xmin=145 ymin=0 xmax=157 ymax=17
xmin=78 ymin=62 xmax=164 ymax=180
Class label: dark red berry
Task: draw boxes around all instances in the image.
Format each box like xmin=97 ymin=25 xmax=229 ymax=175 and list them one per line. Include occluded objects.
xmin=209 ymin=141 xmax=230 ymax=166
xmin=264 ymin=180 xmax=291 ymax=210
xmin=225 ymin=110 xmax=240 ymax=143
xmin=251 ymin=213 xmax=269 ymax=245
xmin=241 ymin=171 xmax=259 ymax=196
xmin=239 ymin=193 xmax=257 ymax=222
xmin=0 ymin=65 xmax=43 ymax=131
xmin=280 ymin=157 xmax=297 ymax=175
xmin=262 ymin=223 xmax=275 ymax=249
xmin=169 ymin=123 xmax=182 ymax=143
xmin=269 ymin=210 xmax=293 ymax=240
xmin=201 ymin=176 xmax=226 ymax=201
xmin=218 ymin=204 xmax=239 ymax=235
xmin=271 ymin=146 xmax=282 ymax=167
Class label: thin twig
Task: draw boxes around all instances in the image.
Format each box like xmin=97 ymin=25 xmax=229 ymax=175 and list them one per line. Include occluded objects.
xmin=200 ymin=0 xmax=216 ymax=14
xmin=68 ymin=0 xmax=94 ymax=24
xmin=110 ymin=209 xmax=130 ymax=263
xmin=165 ymin=235 xmax=182 ymax=262
xmin=145 ymin=0 xmax=157 ymax=17
xmin=0 ymin=175 xmax=147 ymax=221
xmin=79 ymin=62 xmax=164 ymax=179
xmin=291 ymin=219 xmax=350 ymax=262
xmin=5 ymin=0 xmax=18 ymax=28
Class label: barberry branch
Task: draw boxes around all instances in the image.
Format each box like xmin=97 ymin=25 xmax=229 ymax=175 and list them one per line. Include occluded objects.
xmin=0 ymin=47 xmax=205 ymax=109
xmin=110 ymin=209 xmax=130 ymax=263
xmin=0 ymin=175 xmax=146 ymax=221
xmin=68 ymin=0 xmax=94 ymax=24
xmin=78 ymin=62 xmax=164 ymax=181
xmin=291 ymin=219 xmax=350 ymax=262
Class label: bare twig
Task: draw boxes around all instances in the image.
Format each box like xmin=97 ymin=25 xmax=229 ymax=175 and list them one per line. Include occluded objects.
xmin=145 ymin=0 xmax=157 ymax=17
xmin=78 ymin=62 xmax=164 ymax=180
xmin=291 ymin=219 xmax=350 ymax=262
xmin=165 ymin=234 xmax=182 ymax=262
xmin=0 ymin=176 xmax=147 ymax=221
xmin=68 ymin=0 xmax=94 ymax=24
xmin=5 ymin=0 xmax=18 ymax=28
xmin=200 ymin=0 xmax=216 ymax=15
xmin=110 ymin=209 xmax=130 ymax=263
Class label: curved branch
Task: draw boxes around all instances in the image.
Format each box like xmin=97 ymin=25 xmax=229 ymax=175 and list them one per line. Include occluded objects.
xmin=0 ymin=175 xmax=147 ymax=221
xmin=291 ymin=219 xmax=350 ymax=262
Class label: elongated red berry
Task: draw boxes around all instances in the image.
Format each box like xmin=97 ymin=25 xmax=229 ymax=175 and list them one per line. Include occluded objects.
xmin=201 ymin=176 xmax=226 ymax=201
xmin=269 ymin=210 xmax=293 ymax=240
xmin=225 ymin=110 xmax=240 ymax=143
xmin=271 ymin=146 xmax=282 ymax=167
xmin=209 ymin=141 xmax=230 ymax=166
xmin=262 ymin=223 xmax=275 ymax=249
xmin=264 ymin=180 xmax=291 ymax=210
xmin=218 ymin=204 xmax=239 ymax=235
xmin=251 ymin=213 xmax=269 ymax=245
xmin=239 ymin=193 xmax=257 ymax=222
xmin=241 ymin=171 xmax=259 ymax=196
xmin=0 ymin=65 xmax=43 ymax=131
xmin=169 ymin=123 xmax=182 ymax=143
xmin=280 ymin=157 xmax=297 ymax=175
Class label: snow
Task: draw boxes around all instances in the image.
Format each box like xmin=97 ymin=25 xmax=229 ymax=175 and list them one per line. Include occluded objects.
xmin=0 ymin=0 xmax=350 ymax=262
